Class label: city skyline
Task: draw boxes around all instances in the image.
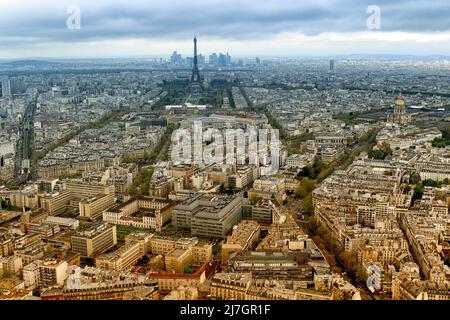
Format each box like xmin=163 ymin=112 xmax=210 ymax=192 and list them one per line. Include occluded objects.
xmin=0 ymin=0 xmax=450 ymax=307
xmin=0 ymin=0 xmax=450 ymax=59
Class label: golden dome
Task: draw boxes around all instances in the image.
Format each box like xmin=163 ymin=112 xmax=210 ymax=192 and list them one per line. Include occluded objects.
xmin=395 ymin=94 xmax=405 ymax=107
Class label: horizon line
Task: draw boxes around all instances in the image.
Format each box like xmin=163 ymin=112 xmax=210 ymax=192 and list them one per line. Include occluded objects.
xmin=1 ymin=53 xmax=450 ymax=62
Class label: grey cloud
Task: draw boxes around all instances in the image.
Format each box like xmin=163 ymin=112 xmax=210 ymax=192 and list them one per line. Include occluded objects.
xmin=0 ymin=0 xmax=449 ymax=46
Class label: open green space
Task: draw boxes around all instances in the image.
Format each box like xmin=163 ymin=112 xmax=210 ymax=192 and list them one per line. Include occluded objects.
xmin=116 ymin=225 xmax=151 ymax=241
xmin=432 ymin=124 xmax=450 ymax=148
xmin=129 ymin=166 xmax=155 ymax=196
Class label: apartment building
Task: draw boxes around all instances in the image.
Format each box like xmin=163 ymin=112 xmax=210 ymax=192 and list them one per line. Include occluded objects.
xmin=147 ymin=270 xmax=206 ymax=292
xmin=210 ymin=273 xmax=252 ymax=300
xmin=64 ymin=181 xmax=115 ymax=197
xmin=392 ymin=278 xmax=450 ymax=300
xmin=103 ymin=196 xmax=174 ymax=232
xmin=172 ymin=194 xmax=245 ymax=239
xmin=222 ymin=220 xmax=260 ymax=265
xmin=79 ymin=193 xmax=115 ymax=220
xmin=63 ymin=266 xmax=158 ymax=300
xmin=95 ymin=241 xmax=142 ymax=271
xmin=242 ymin=199 xmax=279 ymax=224
xmin=150 ymin=237 xmax=176 ymax=256
xmin=71 ymin=223 xmax=117 ymax=258
xmin=0 ymin=233 xmax=14 ymax=257
xmin=38 ymin=259 xmax=68 ymax=289
xmin=40 ymin=191 xmax=73 ymax=216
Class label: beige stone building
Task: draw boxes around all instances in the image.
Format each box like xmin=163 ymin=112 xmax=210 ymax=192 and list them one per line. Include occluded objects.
xmin=79 ymin=193 xmax=115 ymax=220
xmin=147 ymin=271 xmax=206 ymax=292
xmin=95 ymin=241 xmax=142 ymax=271
xmin=222 ymin=220 xmax=260 ymax=265
xmin=103 ymin=196 xmax=174 ymax=232
xmin=165 ymin=248 xmax=194 ymax=273
xmin=210 ymin=273 xmax=252 ymax=300
xmin=71 ymin=223 xmax=117 ymax=258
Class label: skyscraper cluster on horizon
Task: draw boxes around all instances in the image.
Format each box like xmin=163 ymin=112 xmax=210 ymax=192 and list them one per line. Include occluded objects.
xmin=170 ymin=45 xmax=232 ymax=68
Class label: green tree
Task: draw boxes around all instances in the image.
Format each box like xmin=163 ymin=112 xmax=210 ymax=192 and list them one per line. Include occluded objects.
xmin=249 ymin=194 xmax=262 ymax=205
xmin=413 ymin=183 xmax=424 ymax=201
xmin=129 ymin=166 xmax=155 ymax=196
xmin=212 ymin=244 xmax=221 ymax=254
xmin=295 ymin=178 xmax=316 ymax=198
xmin=184 ymin=266 xmax=194 ymax=274
xmin=432 ymin=138 xmax=450 ymax=148
xmin=0 ymin=198 xmax=13 ymax=210
xmin=422 ymin=179 xmax=438 ymax=187
xmin=299 ymin=166 xmax=315 ymax=179
xmin=300 ymin=195 xmax=314 ymax=215
xmin=368 ymin=149 xmax=386 ymax=160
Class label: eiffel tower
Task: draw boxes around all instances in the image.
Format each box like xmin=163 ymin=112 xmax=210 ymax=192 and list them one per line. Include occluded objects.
xmin=189 ymin=35 xmax=203 ymax=95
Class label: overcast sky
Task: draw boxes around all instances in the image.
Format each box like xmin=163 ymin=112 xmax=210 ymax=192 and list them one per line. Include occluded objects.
xmin=0 ymin=0 xmax=449 ymax=58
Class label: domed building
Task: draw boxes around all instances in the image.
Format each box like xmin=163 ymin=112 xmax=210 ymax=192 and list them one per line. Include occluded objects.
xmin=387 ymin=94 xmax=411 ymax=125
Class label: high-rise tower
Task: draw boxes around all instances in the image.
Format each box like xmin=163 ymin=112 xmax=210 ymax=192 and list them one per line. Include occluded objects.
xmin=190 ymin=35 xmax=203 ymax=94
xmin=1 ymin=77 xmax=11 ymax=98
